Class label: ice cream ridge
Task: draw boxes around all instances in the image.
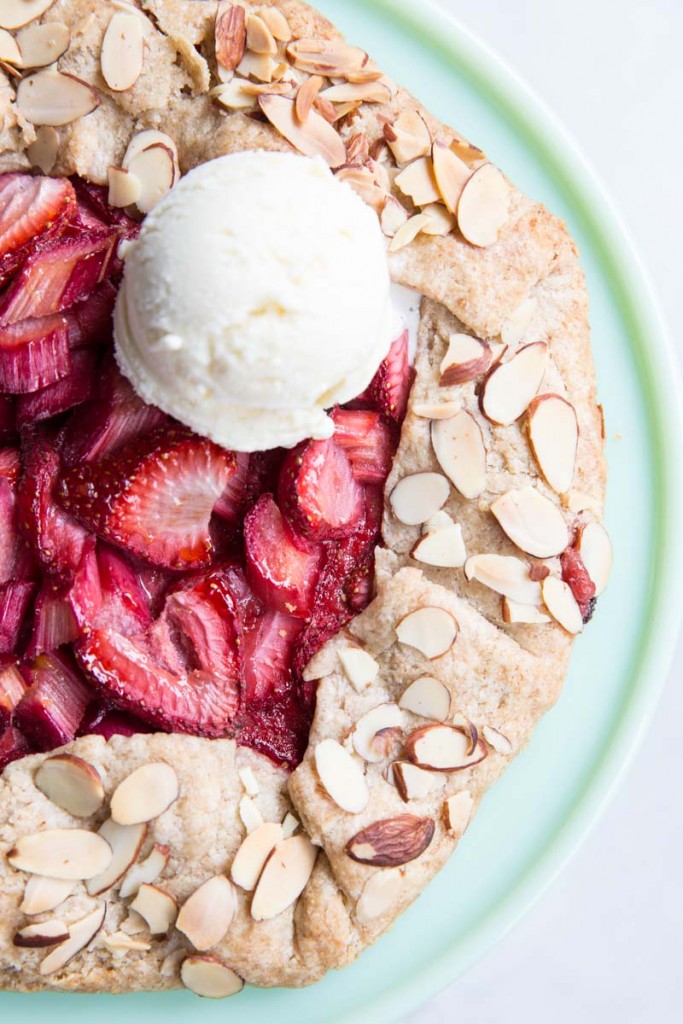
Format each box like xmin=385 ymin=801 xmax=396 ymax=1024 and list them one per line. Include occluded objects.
xmin=114 ymin=151 xmax=396 ymax=451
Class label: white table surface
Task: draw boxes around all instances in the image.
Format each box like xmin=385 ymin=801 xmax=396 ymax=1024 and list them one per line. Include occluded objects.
xmin=406 ymin=1 xmax=683 ymax=1022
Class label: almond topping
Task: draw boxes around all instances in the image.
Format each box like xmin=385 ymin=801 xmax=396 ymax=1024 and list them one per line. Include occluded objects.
xmin=0 ymin=0 xmax=55 ymax=31
xmin=390 ymin=471 xmax=450 ymax=526
xmin=86 ymin=818 xmax=147 ymax=896
xmin=294 ymin=72 xmax=323 ymax=122
xmin=110 ymin=762 xmax=178 ymax=826
xmin=119 ymin=843 xmax=170 ymax=899
xmin=480 ymin=342 xmax=548 ymax=425
xmin=336 ymin=165 xmax=386 ymax=213
xmin=440 ymin=333 xmax=492 ymax=387
xmin=212 ymin=78 xmax=257 ymax=110
xmin=399 ymin=675 xmax=452 ymax=721
xmin=562 ymin=489 xmax=602 ymax=515
xmin=13 ymin=919 xmax=70 ymax=948
xmin=0 ymin=29 xmax=22 ymax=65
xmin=420 ymin=202 xmax=456 ymax=236
xmin=432 ymin=141 xmax=471 ymax=213
xmin=502 ymin=597 xmax=551 ymax=624
xmin=161 ymin=948 xmax=186 ymax=977
xmin=101 ymin=11 xmax=144 ymax=92
xmin=238 ymin=765 xmax=259 ymax=797
xmin=338 ymin=647 xmax=379 ymax=692
xmin=412 ymin=400 xmax=461 ymax=420
xmin=238 ymin=794 xmax=263 ymax=833
xmin=482 ymin=725 xmax=513 ymax=755
xmin=450 ymin=131 xmax=486 ymax=164
xmin=34 ymin=753 xmax=105 ymax=817
xmin=431 ymin=409 xmax=487 ymax=500
xmin=577 ymin=522 xmax=612 ymax=596
xmin=281 ymin=812 xmax=299 ymax=838
xmin=20 ymin=875 xmax=75 ymax=915
xmin=102 ymin=931 xmax=151 ymax=955
xmin=108 ymin=165 xmax=141 ymax=208
xmin=384 ymin=108 xmax=432 ymax=166
xmin=126 ymin=143 xmax=175 ymax=214
xmin=39 ymin=905 xmax=106 ymax=976
xmin=356 ymin=869 xmax=403 ymax=924
xmin=527 ymin=394 xmax=578 ymax=493
xmin=181 ymin=956 xmax=244 ymax=999
xmin=258 ymin=94 xmax=346 ymax=168
xmin=286 ymin=38 xmax=367 ymax=77
xmin=542 ymin=576 xmax=584 ymax=634
xmin=176 ymin=875 xmax=236 ymax=951
xmin=405 ymin=724 xmax=487 ymax=772
xmin=251 ymin=834 xmax=318 ymax=921
xmin=314 ymin=738 xmax=369 ymax=813
xmin=130 ymin=883 xmax=178 ymax=935
xmin=258 ymin=6 xmax=291 ymax=42
xmin=8 ymin=829 xmax=113 ymax=881
xmin=457 ymin=163 xmax=511 ymax=247
xmin=346 ymin=815 xmax=434 ymax=866
xmin=392 ymin=762 xmax=446 ymax=802
xmin=237 ymin=50 xmax=283 ymax=82
xmin=411 ymin=517 xmax=467 ymax=569
xmin=465 ymin=553 xmax=542 ymax=605
xmin=16 ymin=68 xmax=100 ymax=126
xmin=396 ymin=606 xmax=458 ymax=659
xmin=351 ymin=703 xmax=404 ymax=763
xmin=501 ymin=296 xmax=539 ymax=350
xmin=15 ymin=21 xmax=70 ymax=68
xmin=388 ymin=212 xmax=432 ymax=252
xmin=320 ymin=81 xmax=391 ymax=105
xmin=491 ymin=487 xmax=570 ymax=558
xmin=395 ymin=156 xmax=441 ymax=206
xmin=444 ymin=790 xmax=474 ymax=834
xmin=246 ymin=12 xmax=276 ymax=54
xmin=123 ymin=129 xmax=178 ymax=178
xmin=231 ymin=821 xmax=283 ymax=891
xmin=215 ymin=3 xmax=246 ymax=71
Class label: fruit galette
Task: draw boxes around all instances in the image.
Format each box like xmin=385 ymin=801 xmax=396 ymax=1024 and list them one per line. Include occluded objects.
xmin=0 ymin=0 xmax=612 ymax=999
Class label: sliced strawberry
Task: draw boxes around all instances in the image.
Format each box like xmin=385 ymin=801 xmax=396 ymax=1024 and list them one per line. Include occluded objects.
xmin=238 ymin=690 xmax=311 ymax=770
xmin=0 ymin=313 xmax=72 ymax=393
xmin=26 ymin=582 xmax=79 ymax=659
xmin=560 ymin=546 xmax=597 ymax=620
xmin=70 ymin=178 xmax=141 ymax=232
xmin=0 ymin=396 xmax=16 ymax=443
xmin=241 ymin=608 xmax=303 ymax=703
xmin=213 ymin=451 xmax=250 ymax=522
xmin=15 ymin=651 xmax=92 ymax=750
xmin=0 ymin=447 xmax=20 ymax=485
xmin=93 ymin=544 xmax=150 ymax=635
xmin=0 ymin=663 xmax=27 ymax=731
xmin=78 ymin=703 xmax=154 ymax=740
xmin=0 ymin=724 xmax=32 ymax=772
xmin=64 ymin=281 xmax=117 ymax=349
xmin=242 ymin=448 xmax=287 ymax=507
xmin=354 ymin=329 xmax=414 ymax=423
xmin=278 ymin=437 xmax=364 ymax=540
xmin=0 ymin=174 xmax=76 ymax=287
xmin=331 ymin=408 xmax=394 ymax=483
xmin=244 ymin=494 xmax=323 ymax=618
xmin=16 ymin=348 xmax=97 ymax=427
xmin=59 ymin=427 xmax=236 ymax=571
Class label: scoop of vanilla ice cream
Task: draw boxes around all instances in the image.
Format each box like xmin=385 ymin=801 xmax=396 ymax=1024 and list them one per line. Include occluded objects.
xmin=114 ymin=151 xmax=394 ymax=451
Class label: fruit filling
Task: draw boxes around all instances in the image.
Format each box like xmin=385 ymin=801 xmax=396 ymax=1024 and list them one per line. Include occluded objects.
xmin=0 ymin=173 xmax=413 ymax=773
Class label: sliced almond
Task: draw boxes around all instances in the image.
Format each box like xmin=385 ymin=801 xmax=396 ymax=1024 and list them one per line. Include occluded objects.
xmin=39 ymin=905 xmax=106 ymax=976
xmin=0 ymin=28 xmax=22 ymax=65
xmin=161 ymin=948 xmax=186 ymax=977
xmin=8 ymin=829 xmax=113 ymax=881
xmin=465 ymin=553 xmax=542 ymax=605
xmin=111 ymin=762 xmax=179 ymax=826
xmin=405 ymin=724 xmax=487 ymax=772
xmin=120 ymin=910 xmax=148 ymax=935
xmin=432 ymin=141 xmax=471 ymax=213
xmin=230 ymin=821 xmax=283 ymax=891
xmin=346 ymin=814 xmax=434 ymax=866
xmin=237 ymin=50 xmax=282 ymax=82
xmin=176 ymin=875 xmax=236 ymax=952
xmin=26 ymin=124 xmax=59 ymax=173
xmin=238 ymin=766 xmax=259 ymax=797
xmin=108 ymin=165 xmax=141 ymax=208
xmin=431 ymin=410 xmax=487 ymax=499
xmin=480 ymin=342 xmax=548 ymax=425
xmin=0 ymin=0 xmax=55 ymax=31
xmin=34 ymin=753 xmax=104 ymax=818
xmin=294 ymin=72 xmax=322 ymax=122
xmin=336 ymin=165 xmax=386 ymax=213
xmin=240 ymin=77 xmax=294 ymax=96
xmin=356 ymin=869 xmax=403 ymax=924
xmin=390 ymin=472 xmax=450 ymax=526
xmin=126 ymin=143 xmax=175 ymax=214
xmin=251 ymin=834 xmax=318 ymax=921
xmin=457 ymin=163 xmax=510 ymax=247
xmin=527 ymin=394 xmax=579 ymax=493
xmin=314 ymin=738 xmax=369 ymax=813
xmin=394 ymin=156 xmax=441 ymax=206
xmin=399 ymin=675 xmax=451 ymax=721
xmin=542 ymin=576 xmax=583 ymax=634
xmin=16 ymin=68 xmax=100 ymax=126
xmin=411 ymin=519 xmax=467 ymax=569
xmin=395 ymin=606 xmax=458 ymax=660
xmin=388 ymin=212 xmax=432 ymax=253
xmin=420 ymin=201 xmax=456 ymax=236
xmin=123 ymin=128 xmax=178 ymax=175
xmin=20 ymin=875 xmax=75 ymax=915
xmin=119 ymin=843 xmax=170 ymax=899
xmin=320 ymin=81 xmax=391 ymax=105
xmin=238 ymin=794 xmax=263 ymax=833
xmin=562 ymin=489 xmax=602 ymax=515
xmin=246 ymin=12 xmax=276 ymax=54
xmin=212 ymin=77 xmax=257 ymax=110
xmin=443 ymin=790 xmax=474 ymax=834
xmin=338 ymin=647 xmax=379 ymax=692
xmin=450 ymin=130 xmax=486 ymax=164
xmin=491 ymin=487 xmax=570 ymax=558
xmin=392 ymin=762 xmax=446 ymax=802
xmin=181 ymin=955 xmax=244 ymax=999
xmin=86 ymin=818 xmax=147 ymax=896
xmin=501 ymin=295 xmax=539 ymax=350
xmin=502 ymin=597 xmax=551 ymax=624
xmin=215 ymin=3 xmax=246 ymax=71
xmin=258 ymin=6 xmax=291 ymax=42
xmin=281 ymin=812 xmax=299 ymax=839
xmin=130 ymin=884 xmax=178 ymax=935
xmin=440 ymin=333 xmax=492 ymax=387
xmin=286 ymin=38 xmax=367 ymax=77
xmin=412 ymin=399 xmax=461 ymax=420
xmin=384 ymin=108 xmax=431 ymax=166
xmin=102 ymin=931 xmax=151 ymax=955
xmin=351 ymin=704 xmax=404 ymax=763
xmin=577 ymin=522 xmax=612 ymax=596
xmin=258 ymin=94 xmax=346 ymax=168
xmin=482 ymin=725 xmax=513 ymax=755
xmin=13 ymin=919 xmax=70 ymax=948
xmin=101 ymin=11 xmax=144 ymax=92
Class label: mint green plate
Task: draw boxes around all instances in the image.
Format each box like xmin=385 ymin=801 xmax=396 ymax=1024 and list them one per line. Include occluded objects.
xmin=5 ymin=2 xmax=682 ymax=1022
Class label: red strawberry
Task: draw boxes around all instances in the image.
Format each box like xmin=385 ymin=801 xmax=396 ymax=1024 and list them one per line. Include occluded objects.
xmin=93 ymin=544 xmax=150 ymax=635
xmin=0 ymin=313 xmax=72 ymax=393
xmin=213 ymin=451 xmax=250 ymax=522
xmin=70 ymin=178 xmax=141 ymax=232
xmin=560 ymin=546 xmax=597 ymax=620
xmin=242 ymin=448 xmax=287 ymax=508
xmin=241 ymin=608 xmax=303 ymax=703
xmin=0 ymin=724 xmax=32 ymax=772
xmin=354 ymin=329 xmax=414 ymax=423
xmin=0 ymin=447 xmax=20 ymax=485
xmin=64 ymin=281 xmax=117 ymax=349
xmin=244 ymin=494 xmax=323 ymax=618
xmin=15 ymin=650 xmax=92 ymax=751
xmin=278 ymin=437 xmax=364 ymax=540
xmin=331 ymin=408 xmax=394 ymax=483
xmin=78 ymin=704 xmax=153 ymax=740
xmin=0 ymin=396 xmax=16 ymax=442
xmin=16 ymin=348 xmax=97 ymax=427
xmin=238 ymin=689 xmax=311 ymax=770
xmin=58 ymin=426 xmax=236 ymax=570
xmin=0 ymin=174 xmax=76 ymax=287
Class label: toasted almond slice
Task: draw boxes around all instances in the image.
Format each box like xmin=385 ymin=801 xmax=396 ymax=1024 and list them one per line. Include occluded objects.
xmin=314 ymin=738 xmax=369 ymax=813
xmin=542 ymin=576 xmax=583 ymax=634
xmin=258 ymin=6 xmax=291 ymax=41
xmin=8 ymin=829 xmax=112 ymax=881
xmin=108 ymin=165 xmax=141 ymax=207
xmin=431 ymin=409 xmax=487 ymax=500
xmin=562 ymin=489 xmax=602 ymax=515
xmin=130 ymin=884 xmax=178 ymax=935
xmin=34 ymin=753 xmax=104 ymax=818
xmin=450 ymin=130 xmax=486 ymax=164
xmin=412 ymin=399 xmax=460 ymax=420
xmin=482 ymin=725 xmax=513 ymax=755
xmin=395 ymin=606 xmax=458 ymax=660
xmin=424 ymin=510 xmax=456 ymax=533
xmin=251 ymin=834 xmax=317 ymax=921
xmin=336 ymin=165 xmax=386 ymax=213
xmin=237 ymin=50 xmax=282 ymax=81
xmin=465 ymin=553 xmax=542 ymax=605
xmin=258 ymin=94 xmax=346 ymax=168
xmin=338 ymin=647 xmax=379 ymax=692
xmin=392 ymin=761 xmax=446 ymax=802
xmin=313 ymin=94 xmax=337 ymax=122
xmin=16 ymin=68 xmax=100 ymax=126
xmin=215 ymin=2 xmax=246 ymax=71
xmin=126 ymin=143 xmax=175 ymax=214
xmin=238 ymin=794 xmax=263 ymax=833
xmin=394 ymin=156 xmax=441 ymax=206
xmin=0 ymin=0 xmax=55 ymax=31
xmin=0 ymin=28 xmax=22 ymax=64
xmin=388 ymin=212 xmax=432 ymax=253
xmin=351 ymin=704 xmax=404 ymax=763
xmin=480 ymin=342 xmax=548 ymax=425
xmin=527 ymin=394 xmax=578 ymax=493
xmin=356 ymin=869 xmax=402 ymax=924
xmin=420 ymin=201 xmax=456 ymax=236
xmin=86 ymin=818 xmax=147 ymax=896
xmin=491 ymin=487 xmax=570 ymax=558
xmin=238 ymin=766 xmax=259 ymax=797
xmin=384 ymin=108 xmax=431 ymax=165
xmin=240 ymin=78 xmax=294 ymax=96
xmin=119 ymin=843 xmax=170 ymax=899
xmin=101 ymin=11 xmax=144 ymax=92
xmin=405 ymin=724 xmax=487 ymax=772
xmin=102 ymin=930 xmax=151 ymax=955
xmin=20 ymin=875 xmax=75 ymax=915
xmin=110 ymin=762 xmax=178 ymax=826
xmin=502 ymin=597 xmax=551 ymax=624
xmin=13 ymin=919 xmax=70 ymax=948
xmin=181 ymin=955 xmax=244 ymax=998
xmin=27 ymin=124 xmax=59 ymax=172
xmin=320 ymin=81 xmax=391 ymax=105
xmin=294 ymin=72 xmax=322 ymax=122
xmin=231 ymin=821 xmax=283 ymax=891
xmin=246 ymin=12 xmax=276 ymax=54
xmin=281 ymin=812 xmax=299 ymax=838
xmin=440 ymin=333 xmax=492 ymax=386
xmin=411 ymin=520 xmax=467 ymax=569
xmin=15 ymin=20 xmax=69 ymax=68
xmin=286 ymin=38 xmax=367 ymax=76
xmin=444 ymin=790 xmax=474 ymax=834
xmin=161 ymin=947 xmax=186 ymax=976
xmin=501 ymin=295 xmax=539 ymax=350
xmin=399 ymin=675 xmax=452 ymax=721
xmin=390 ymin=472 xmax=450 ymax=526
xmin=123 ymin=128 xmax=178 ymax=172
xmin=432 ymin=141 xmax=471 ymax=214
xmin=212 ymin=77 xmax=257 ymax=110
xmin=346 ymin=814 xmax=434 ymax=866
xmin=577 ymin=522 xmax=612 ymax=596
xmin=457 ymin=163 xmax=511 ymax=247
xmin=39 ymin=904 xmax=106 ymax=976
xmin=176 ymin=875 xmax=236 ymax=951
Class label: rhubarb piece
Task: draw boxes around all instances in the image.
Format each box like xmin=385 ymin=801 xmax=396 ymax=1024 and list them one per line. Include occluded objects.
xmin=0 ymin=313 xmax=72 ymax=393
xmin=0 ymin=724 xmax=31 ymax=771
xmin=0 ymin=174 xmax=76 ymax=287
xmin=0 ymin=580 xmax=36 ymax=654
xmin=58 ymin=426 xmax=236 ymax=570
xmin=15 ymin=651 xmax=92 ymax=750
xmin=331 ymin=408 xmax=393 ymax=483
xmin=16 ymin=348 xmax=97 ymax=426
xmin=278 ymin=438 xmax=364 ymax=540
xmin=0 ymin=470 xmax=32 ymax=584
xmin=0 ymin=663 xmax=27 ymax=730
xmin=354 ymin=329 xmax=414 ymax=423
xmin=240 ymin=607 xmax=302 ymax=703
xmin=27 ymin=583 xmax=78 ymax=658
xmin=63 ymin=282 xmax=117 ymax=348
xmin=78 ymin=702 xmax=153 ymax=739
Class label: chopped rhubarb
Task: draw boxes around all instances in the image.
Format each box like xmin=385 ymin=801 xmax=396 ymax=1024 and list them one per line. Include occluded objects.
xmin=15 ymin=651 xmax=91 ymax=750
xmin=64 ymin=282 xmax=117 ymax=348
xmin=0 ymin=580 xmax=36 ymax=654
xmin=0 ymin=725 xmax=31 ymax=771
xmin=27 ymin=583 xmax=79 ymax=659
xmin=0 ymin=174 xmax=76 ymax=287
xmin=0 ymin=314 xmax=72 ymax=393
xmin=0 ymin=663 xmax=27 ymax=730
xmin=78 ymin=701 xmax=153 ymax=739
xmin=331 ymin=407 xmax=394 ymax=483
xmin=17 ymin=348 xmax=97 ymax=427
xmin=278 ymin=437 xmax=364 ymax=540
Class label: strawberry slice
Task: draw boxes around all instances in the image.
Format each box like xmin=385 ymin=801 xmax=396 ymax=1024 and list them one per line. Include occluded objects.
xmin=213 ymin=451 xmax=250 ymax=522
xmin=93 ymin=545 xmax=150 ymax=636
xmin=0 ymin=447 xmax=20 ymax=485
xmin=78 ymin=703 xmax=153 ymax=740
xmin=560 ymin=546 xmax=597 ymax=620
xmin=353 ymin=329 xmax=414 ymax=423
xmin=0 ymin=174 xmax=76 ymax=287
xmin=331 ymin=408 xmax=394 ymax=483
xmin=0 ymin=313 xmax=72 ymax=393
xmin=0 ymin=724 xmax=32 ymax=772
xmin=238 ymin=689 xmax=311 ymax=770
xmin=278 ymin=437 xmax=364 ymax=540
xmin=240 ymin=608 xmax=303 ymax=703
xmin=244 ymin=494 xmax=323 ymax=618
xmin=64 ymin=281 xmax=117 ymax=349
xmin=58 ymin=426 xmax=236 ymax=570
xmin=16 ymin=348 xmax=97 ymax=427
xmin=70 ymin=178 xmax=141 ymax=232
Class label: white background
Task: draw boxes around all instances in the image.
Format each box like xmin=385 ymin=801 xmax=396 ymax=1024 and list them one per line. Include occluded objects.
xmin=408 ymin=1 xmax=683 ymax=1022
